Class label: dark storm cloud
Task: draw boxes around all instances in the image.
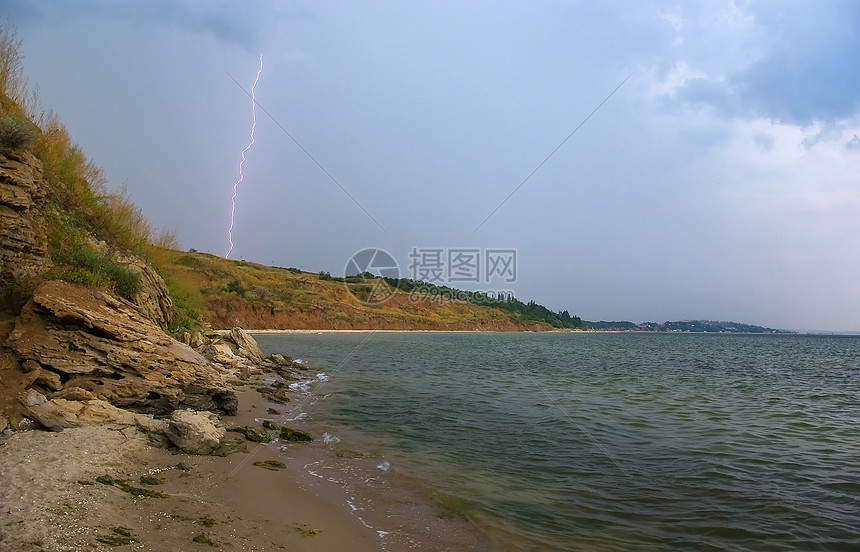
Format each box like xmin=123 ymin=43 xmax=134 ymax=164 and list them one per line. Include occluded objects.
xmin=674 ymin=0 xmax=860 ymax=125
xmin=4 ymin=0 xmax=305 ymax=49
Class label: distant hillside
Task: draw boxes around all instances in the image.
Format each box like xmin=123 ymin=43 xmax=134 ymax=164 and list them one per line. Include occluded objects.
xmin=585 ymin=319 xmax=793 ymax=334
xmin=148 ymin=248 xmax=586 ymax=332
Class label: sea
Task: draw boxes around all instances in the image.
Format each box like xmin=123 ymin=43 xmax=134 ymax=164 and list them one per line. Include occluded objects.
xmin=254 ymin=331 xmax=860 ymax=552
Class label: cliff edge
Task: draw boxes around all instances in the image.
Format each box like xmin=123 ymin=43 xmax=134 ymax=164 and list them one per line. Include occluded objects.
xmin=0 ymin=145 xmax=255 ymax=444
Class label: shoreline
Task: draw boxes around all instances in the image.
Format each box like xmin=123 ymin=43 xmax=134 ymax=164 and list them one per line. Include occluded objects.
xmin=246 ymin=328 xmax=568 ymax=334
xmin=245 ymin=328 xmax=804 ymax=335
xmin=0 ymin=370 xmax=494 ymax=551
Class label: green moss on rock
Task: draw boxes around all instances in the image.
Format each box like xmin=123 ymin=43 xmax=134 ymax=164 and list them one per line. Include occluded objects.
xmin=95 ymin=527 xmax=135 ymax=547
xmin=192 ymin=532 xmax=220 ymax=547
xmin=95 ymin=475 xmax=168 ymax=498
xmin=230 ymin=426 xmax=272 ymax=443
xmin=252 ymin=460 xmax=286 ymax=471
xmin=279 ymin=427 xmax=313 ymax=442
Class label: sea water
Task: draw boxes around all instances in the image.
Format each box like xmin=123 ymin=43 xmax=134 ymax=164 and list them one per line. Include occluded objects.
xmin=255 ymin=332 xmax=860 ymax=551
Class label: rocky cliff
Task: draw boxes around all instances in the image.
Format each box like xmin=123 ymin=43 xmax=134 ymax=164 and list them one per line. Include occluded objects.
xmin=0 ymin=146 xmax=264 ymax=447
xmin=0 ymin=149 xmax=50 ymax=284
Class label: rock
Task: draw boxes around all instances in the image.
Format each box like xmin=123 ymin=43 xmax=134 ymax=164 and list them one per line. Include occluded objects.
xmin=6 ymin=280 xmax=237 ymax=415
xmin=21 ymin=369 xmax=40 ymax=388
xmin=180 ymin=332 xmax=191 ymax=345
xmin=20 ymin=359 xmax=40 ymax=373
xmin=229 ymin=328 xmax=267 ymax=365
xmin=34 ymin=369 xmax=63 ymax=391
xmin=51 ymin=386 xmax=98 ymax=401
xmin=114 ymin=254 xmax=174 ymax=331
xmin=165 ymin=409 xmax=226 ymax=455
xmin=210 ymin=342 xmax=235 ymax=358
xmin=0 ymin=150 xmax=50 ymax=286
xmin=211 ymin=437 xmax=248 ymax=457
xmin=190 ymin=331 xmax=206 ymax=349
xmin=19 ymin=388 xmax=46 ymax=407
xmin=270 ymin=353 xmax=291 ymax=366
xmin=229 ymin=426 xmax=272 ymax=443
xmin=134 ymin=414 xmax=167 ymax=434
xmin=18 ymin=389 xmax=79 ymax=431
xmin=0 ymin=415 xmax=7 ymax=432
xmin=207 ymin=342 xmax=237 ymax=367
xmin=49 ymin=398 xmax=137 ymax=425
xmin=15 ymin=391 xmax=156 ymax=431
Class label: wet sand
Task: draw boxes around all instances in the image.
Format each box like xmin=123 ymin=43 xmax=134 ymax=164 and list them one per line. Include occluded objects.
xmin=0 ymin=380 xmax=494 ymax=551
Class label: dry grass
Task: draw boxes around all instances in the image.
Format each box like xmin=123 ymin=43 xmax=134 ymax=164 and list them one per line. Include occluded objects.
xmin=148 ymin=247 xmax=546 ymax=332
xmin=1 ymin=23 xmax=154 ymax=256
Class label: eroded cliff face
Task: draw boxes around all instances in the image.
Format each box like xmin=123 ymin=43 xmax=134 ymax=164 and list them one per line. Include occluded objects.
xmin=0 ymin=149 xmax=50 ymax=284
xmin=0 ymin=148 xmax=241 ymax=436
xmin=7 ymin=280 xmax=236 ymax=415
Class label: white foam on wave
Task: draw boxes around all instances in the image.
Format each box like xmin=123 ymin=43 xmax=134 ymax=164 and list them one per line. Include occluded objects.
xmin=376 ymin=459 xmax=390 ymax=472
xmin=323 ymin=432 xmax=341 ymax=444
xmin=289 ymin=381 xmax=310 ymax=393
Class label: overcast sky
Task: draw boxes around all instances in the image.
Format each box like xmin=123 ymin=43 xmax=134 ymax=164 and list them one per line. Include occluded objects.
xmin=6 ymin=1 xmax=860 ymax=331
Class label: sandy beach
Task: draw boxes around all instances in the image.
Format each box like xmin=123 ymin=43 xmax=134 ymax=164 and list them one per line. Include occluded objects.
xmin=0 ymin=377 xmax=494 ymax=552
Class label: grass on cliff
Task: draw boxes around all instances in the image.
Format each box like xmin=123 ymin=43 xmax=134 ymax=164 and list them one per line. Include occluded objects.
xmin=1 ymin=24 xmax=173 ymax=304
xmin=47 ymin=232 xmax=141 ymax=300
xmin=146 ymin=247 xmax=549 ymax=331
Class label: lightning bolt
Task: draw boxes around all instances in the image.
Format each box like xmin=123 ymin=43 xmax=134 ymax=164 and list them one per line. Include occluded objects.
xmin=226 ymin=54 xmax=263 ymax=258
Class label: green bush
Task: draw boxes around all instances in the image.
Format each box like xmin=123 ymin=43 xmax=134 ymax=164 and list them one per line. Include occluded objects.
xmin=49 ymin=233 xmax=141 ymax=300
xmin=226 ymin=279 xmax=245 ymax=295
xmin=0 ymin=114 xmax=33 ymax=150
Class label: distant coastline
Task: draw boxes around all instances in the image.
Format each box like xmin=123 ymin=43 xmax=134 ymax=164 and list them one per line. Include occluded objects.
xmin=246 ymin=319 xmax=797 ymax=335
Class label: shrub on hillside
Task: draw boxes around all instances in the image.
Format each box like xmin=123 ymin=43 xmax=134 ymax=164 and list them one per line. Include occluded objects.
xmin=226 ymin=279 xmax=245 ymax=295
xmin=49 ymin=234 xmax=141 ymax=300
xmin=0 ymin=114 xmax=33 ymax=150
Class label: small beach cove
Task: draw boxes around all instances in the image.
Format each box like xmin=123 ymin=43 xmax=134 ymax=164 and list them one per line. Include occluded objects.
xmin=0 ymin=351 xmax=495 ymax=552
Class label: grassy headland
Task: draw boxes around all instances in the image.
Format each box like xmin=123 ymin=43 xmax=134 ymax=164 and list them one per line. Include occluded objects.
xmin=148 ymin=247 xmax=585 ymax=332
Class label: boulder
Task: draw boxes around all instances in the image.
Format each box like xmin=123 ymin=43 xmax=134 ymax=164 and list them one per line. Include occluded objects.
xmin=20 ymin=359 xmax=40 ymax=373
xmin=190 ymin=331 xmax=206 ymax=349
xmin=6 ymin=280 xmax=237 ymax=415
xmin=52 ymin=398 xmax=138 ymax=425
xmin=229 ymin=328 xmax=267 ymax=365
xmin=207 ymin=342 xmax=237 ymax=367
xmin=270 ymin=354 xmax=291 ymax=366
xmin=15 ymin=390 xmax=164 ymax=433
xmin=210 ymin=342 xmax=235 ymax=358
xmin=134 ymin=414 xmax=168 ymax=435
xmin=34 ymin=369 xmax=63 ymax=391
xmin=164 ymin=409 xmax=226 ymax=455
xmin=18 ymin=389 xmax=78 ymax=431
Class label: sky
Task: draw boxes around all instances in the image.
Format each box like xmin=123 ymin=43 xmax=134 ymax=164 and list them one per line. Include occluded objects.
xmin=6 ymin=0 xmax=860 ymax=332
